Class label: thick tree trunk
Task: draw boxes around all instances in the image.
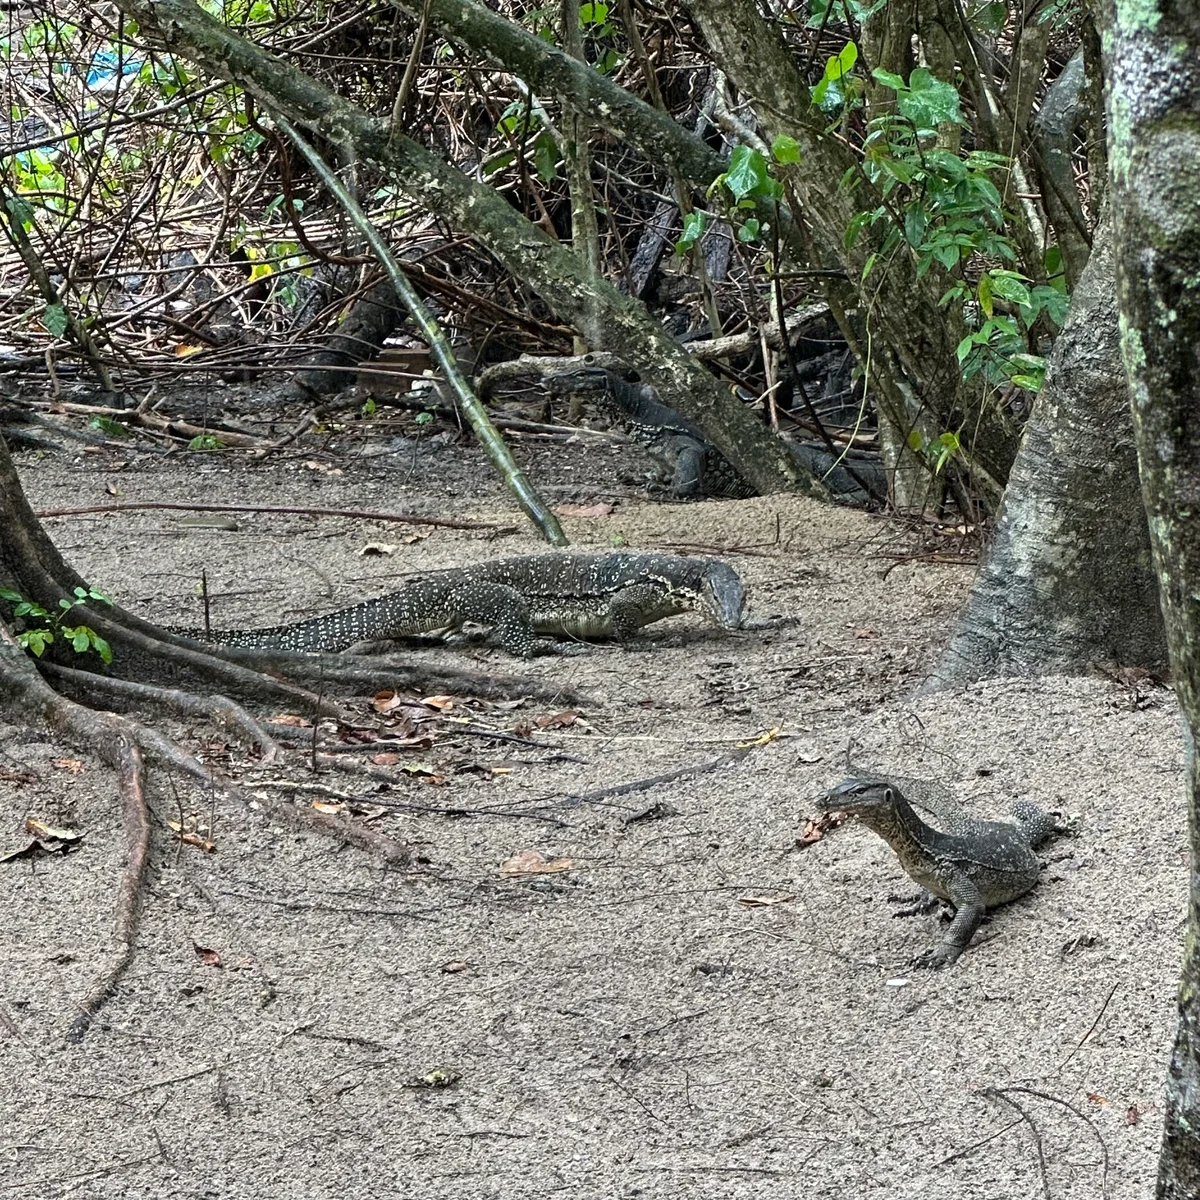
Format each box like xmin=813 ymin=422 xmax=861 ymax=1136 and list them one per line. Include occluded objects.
xmin=932 ymin=217 xmax=1165 ymax=684
xmin=112 ymin=0 xmax=820 ymax=499
xmin=1103 ymin=0 xmax=1200 ymax=1192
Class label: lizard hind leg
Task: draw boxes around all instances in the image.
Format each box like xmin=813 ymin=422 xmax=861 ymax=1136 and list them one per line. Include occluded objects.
xmin=450 ymin=581 xmax=538 ymax=658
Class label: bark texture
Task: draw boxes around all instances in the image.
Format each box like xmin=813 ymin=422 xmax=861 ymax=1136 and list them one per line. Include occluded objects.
xmin=1103 ymin=0 xmax=1200 ymax=1192
xmin=933 ymin=218 xmax=1165 ymax=685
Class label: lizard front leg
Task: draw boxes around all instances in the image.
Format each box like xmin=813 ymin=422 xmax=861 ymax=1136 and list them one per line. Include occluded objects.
xmin=912 ymin=876 xmax=985 ymax=969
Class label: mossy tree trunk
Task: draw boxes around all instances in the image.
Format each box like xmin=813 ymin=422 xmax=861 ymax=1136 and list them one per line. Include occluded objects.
xmin=932 ymin=218 xmax=1165 ymax=685
xmin=1103 ymin=0 xmax=1200 ymax=1191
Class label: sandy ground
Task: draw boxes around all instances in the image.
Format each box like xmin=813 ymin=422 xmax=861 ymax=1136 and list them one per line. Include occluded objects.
xmin=0 ymin=409 xmax=1181 ymax=1198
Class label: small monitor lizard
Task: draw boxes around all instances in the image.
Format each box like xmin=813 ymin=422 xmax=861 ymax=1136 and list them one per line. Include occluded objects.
xmin=820 ymin=776 xmax=1060 ymax=967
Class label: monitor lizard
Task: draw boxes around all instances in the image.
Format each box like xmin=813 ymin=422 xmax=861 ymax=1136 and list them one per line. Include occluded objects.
xmin=820 ymin=775 xmax=1060 ymax=967
xmin=172 ymin=551 xmax=746 ymax=659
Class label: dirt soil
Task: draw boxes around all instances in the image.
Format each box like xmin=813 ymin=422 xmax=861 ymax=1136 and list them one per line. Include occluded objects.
xmin=0 ymin=401 xmax=1182 ymax=1199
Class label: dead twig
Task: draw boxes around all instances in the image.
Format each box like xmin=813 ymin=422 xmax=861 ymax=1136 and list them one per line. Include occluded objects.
xmin=556 ymin=747 xmax=752 ymax=809
xmin=34 ymin=499 xmax=512 ymax=533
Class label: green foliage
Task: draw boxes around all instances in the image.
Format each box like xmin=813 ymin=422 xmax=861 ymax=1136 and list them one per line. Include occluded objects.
xmin=771 ymin=135 xmax=801 ymax=165
xmin=43 ymin=302 xmax=69 ymax=337
xmin=187 ymin=434 xmax=226 ymax=452
xmin=88 ymin=415 xmax=130 ymax=438
xmin=0 ymin=585 xmax=113 ymax=664
xmin=871 ymin=67 xmax=961 ymax=133
xmin=485 ymin=100 xmax=560 ymax=183
xmin=678 ymin=145 xmax=788 ymax=252
xmin=906 ymin=429 xmax=961 ymax=474
xmin=846 ymin=67 xmax=1070 ymax=395
xmin=812 ymin=42 xmax=861 ymax=112
xmin=807 ymin=0 xmax=888 ymax=26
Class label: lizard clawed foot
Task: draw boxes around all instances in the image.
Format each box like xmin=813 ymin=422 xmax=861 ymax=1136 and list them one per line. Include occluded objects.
xmin=888 ymin=888 xmax=943 ymax=918
xmin=911 ymin=941 xmax=965 ymax=970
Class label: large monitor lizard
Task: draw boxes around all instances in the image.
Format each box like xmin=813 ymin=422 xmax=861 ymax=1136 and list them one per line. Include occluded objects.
xmin=820 ymin=776 xmax=1060 ymax=967
xmin=545 ymin=366 xmax=886 ymax=505
xmin=172 ymin=551 xmax=746 ymax=659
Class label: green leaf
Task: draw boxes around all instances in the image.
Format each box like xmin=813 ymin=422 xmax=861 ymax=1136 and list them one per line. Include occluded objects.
xmin=903 ymin=207 xmax=926 ymax=247
xmin=676 ymin=209 xmax=708 ymax=252
xmin=897 ymin=68 xmax=961 ymax=130
xmin=871 ymin=68 xmax=906 ymax=91
xmin=88 ymin=415 xmax=129 ymax=438
xmin=977 ymin=273 xmax=993 ymax=318
xmin=906 ymin=430 xmax=924 ymax=452
xmin=956 ymin=334 xmax=975 ymax=364
xmin=0 ymin=587 xmax=23 ymax=603
xmin=579 ymin=1 xmax=608 ymax=22
xmin=20 ymin=629 xmax=51 ymax=657
xmin=844 ymin=210 xmax=872 ymax=250
xmin=989 ymin=271 xmax=1032 ymax=306
xmin=187 ymin=435 xmax=225 ymax=452
xmin=771 ymin=135 xmax=801 ymax=165
xmin=533 ymin=132 xmax=558 ymax=182
xmin=724 ymin=145 xmax=771 ymax=201
xmin=43 ymin=302 xmax=69 ymax=337
xmin=91 ymin=634 xmax=113 ymax=665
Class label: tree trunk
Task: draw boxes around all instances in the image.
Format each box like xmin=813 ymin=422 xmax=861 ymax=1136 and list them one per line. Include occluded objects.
xmin=932 ymin=217 xmax=1165 ymax=685
xmin=1103 ymin=0 xmax=1200 ymax=1191
xmin=928 ymin=22 xmax=1164 ymax=686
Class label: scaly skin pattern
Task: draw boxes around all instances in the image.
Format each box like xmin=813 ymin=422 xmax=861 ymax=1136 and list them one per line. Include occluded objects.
xmin=821 ymin=777 xmax=1058 ymax=968
xmin=173 ymin=551 xmax=746 ymax=659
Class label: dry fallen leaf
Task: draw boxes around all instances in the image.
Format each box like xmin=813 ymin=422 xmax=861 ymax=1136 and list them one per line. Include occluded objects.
xmin=1087 ymin=1092 xmax=1109 ymax=1105
xmin=359 ymin=542 xmax=397 ymax=556
xmin=373 ymin=690 xmax=404 ymax=714
xmin=403 ymin=1067 xmax=461 ymax=1089
xmin=422 ymin=695 xmax=456 ymax=711
xmin=737 ymin=892 xmax=796 ymax=908
xmin=797 ymin=811 xmax=847 ymax=847
xmin=267 ymin=714 xmax=312 ymax=727
xmin=1125 ymin=1105 xmax=1143 ymax=1125
xmin=371 ymin=752 xmax=402 ymax=766
xmin=441 ymin=960 xmax=468 ymax=974
xmin=193 ymin=942 xmax=223 ymax=968
xmin=536 ymin=710 xmax=578 ymax=730
xmin=52 ymin=758 xmax=84 ymax=773
xmin=553 ymin=502 xmax=614 ymax=518
xmin=737 ymin=726 xmax=780 ymax=749
xmin=26 ymin=818 xmax=82 ymax=843
xmin=311 ymin=800 xmax=346 ymax=815
xmin=499 ymin=849 xmax=576 ymax=877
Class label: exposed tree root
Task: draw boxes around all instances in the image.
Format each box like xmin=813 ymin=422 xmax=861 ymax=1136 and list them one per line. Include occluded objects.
xmin=43 ymin=662 xmax=283 ymax=763
xmin=67 ymin=734 xmax=150 ymax=1044
xmin=1 ymin=628 xmax=151 ymax=1042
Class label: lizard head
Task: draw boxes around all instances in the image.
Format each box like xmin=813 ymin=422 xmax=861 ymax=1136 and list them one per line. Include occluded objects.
xmin=819 ymin=777 xmax=897 ymax=814
xmin=697 ymin=561 xmax=746 ymax=629
xmin=544 ymin=367 xmax=613 ymax=401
